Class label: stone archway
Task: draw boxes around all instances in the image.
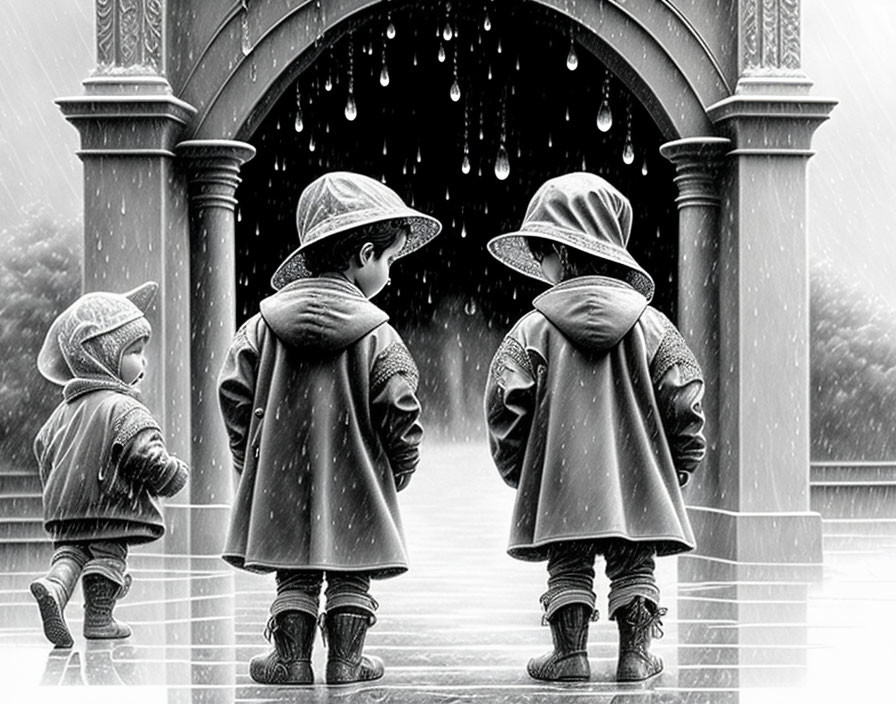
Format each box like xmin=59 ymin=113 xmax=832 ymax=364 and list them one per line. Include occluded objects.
xmin=54 ymin=0 xmax=836 ymax=574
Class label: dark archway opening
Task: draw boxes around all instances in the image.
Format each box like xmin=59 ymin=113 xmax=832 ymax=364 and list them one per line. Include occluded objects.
xmin=235 ymin=0 xmax=678 ymax=438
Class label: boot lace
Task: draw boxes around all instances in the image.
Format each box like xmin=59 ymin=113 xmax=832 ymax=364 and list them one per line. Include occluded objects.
xmin=623 ymin=600 xmax=668 ymax=644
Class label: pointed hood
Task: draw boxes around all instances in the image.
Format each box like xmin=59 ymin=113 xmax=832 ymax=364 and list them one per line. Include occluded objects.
xmin=38 ymin=282 xmax=157 ymax=386
xmin=534 ymin=277 xmax=647 ymax=352
xmin=259 ymin=277 xmax=389 ymax=352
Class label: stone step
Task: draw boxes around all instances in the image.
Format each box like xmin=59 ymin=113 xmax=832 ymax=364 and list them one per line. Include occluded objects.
xmin=0 ymin=471 xmax=41 ymax=495
xmin=0 ymin=493 xmax=43 ymax=517
xmin=0 ymin=518 xmax=47 ymax=541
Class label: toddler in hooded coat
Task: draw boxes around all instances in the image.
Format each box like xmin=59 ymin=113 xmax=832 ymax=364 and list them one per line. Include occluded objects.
xmin=31 ymin=281 xmax=189 ymax=648
xmin=485 ymin=173 xmax=706 ymax=683
xmin=218 ymin=171 xmax=442 ymax=686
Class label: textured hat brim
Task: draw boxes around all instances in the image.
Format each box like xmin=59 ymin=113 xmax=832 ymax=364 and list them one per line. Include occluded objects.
xmin=271 ymin=211 xmax=442 ymax=290
xmin=487 ymin=227 xmax=655 ymax=301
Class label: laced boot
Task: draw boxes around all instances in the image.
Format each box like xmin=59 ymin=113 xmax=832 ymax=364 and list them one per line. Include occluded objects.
xmin=30 ymin=556 xmax=83 ymax=648
xmin=615 ymin=596 xmax=667 ymax=682
xmin=82 ymin=574 xmax=132 ymax=639
xmin=249 ymin=611 xmax=316 ymax=685
xmin=322 ymin=609 xmax=385 ymax=684
xmin=527 ymin=603 xmax=592 ymax=682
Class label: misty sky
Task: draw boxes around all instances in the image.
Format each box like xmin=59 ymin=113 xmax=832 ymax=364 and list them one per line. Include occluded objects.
xmin=1 ymin=0 xmax=893 ymax=310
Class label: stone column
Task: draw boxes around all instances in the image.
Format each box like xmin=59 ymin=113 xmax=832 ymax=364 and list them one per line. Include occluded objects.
xmin=659 ymin=137 xmax=730 ymax=516
xmin=175 ymin=140 xmax=256 ymax=554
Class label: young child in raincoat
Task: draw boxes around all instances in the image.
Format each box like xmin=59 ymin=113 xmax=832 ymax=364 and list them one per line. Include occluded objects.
xmin=218 ymin=171 xmax=442 ymax=686
xmin=31 ymin=282 xmax=189 ymax=648
xmin=484 ymin=172 xmax=706 ymax=683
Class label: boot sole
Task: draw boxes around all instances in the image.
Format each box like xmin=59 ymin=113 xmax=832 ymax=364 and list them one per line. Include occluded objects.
xmin=30 ymin=582 xmax=73 ymax=648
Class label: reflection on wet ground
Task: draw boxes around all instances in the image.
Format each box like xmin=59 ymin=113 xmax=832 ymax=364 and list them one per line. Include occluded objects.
xmin=1 ymin=443 xmax=893 ymax=703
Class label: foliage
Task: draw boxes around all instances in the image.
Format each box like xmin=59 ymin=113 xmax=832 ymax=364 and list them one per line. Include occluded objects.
xmin=0 ymin=212 xmax=81 ymax=469
xmin=810 ymin=258 xmax=896 ymax=461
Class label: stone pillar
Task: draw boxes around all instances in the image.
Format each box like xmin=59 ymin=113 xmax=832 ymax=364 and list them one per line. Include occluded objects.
xmin=659 ymin=137 xmax=730 ymax=517
xmin=174 ymin=140 xmax=254 ymax=689
xmin=174 ymin=140 xmax=255 ymax=554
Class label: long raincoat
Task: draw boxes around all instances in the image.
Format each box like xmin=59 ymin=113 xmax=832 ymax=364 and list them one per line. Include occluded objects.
xmin=218 ymin=276 xmax=423 ymax=577
xmin=485 ymin=276 xmax=706 ymax=560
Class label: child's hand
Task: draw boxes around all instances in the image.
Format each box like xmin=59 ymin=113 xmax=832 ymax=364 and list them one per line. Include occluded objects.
xmin=394 ymin=472 xmax=413 ymax=492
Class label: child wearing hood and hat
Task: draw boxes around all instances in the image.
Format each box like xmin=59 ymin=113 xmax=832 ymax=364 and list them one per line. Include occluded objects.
xmin=484 ymin=173 xmax=706 ymax=683
xmin=217 ymin=171 xmax=441 ymax=686
xmin=31 ymin=282 xmax=189 ymax=648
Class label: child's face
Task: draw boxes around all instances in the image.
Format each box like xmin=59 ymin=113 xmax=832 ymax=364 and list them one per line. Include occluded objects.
xmin=119 ymin=338 xmax=147 ymax=385
xmin=538 ymin=251 xmax=563 ymax=284
xmin=355 ymin=232 xmax=407 ymax=298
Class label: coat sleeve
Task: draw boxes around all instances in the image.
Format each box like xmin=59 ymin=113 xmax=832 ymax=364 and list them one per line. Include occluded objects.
xmin=370 ymin=339 xmax=423 ymax=491
xmin=648 ymin=314 xmax=707 ymax=486
xmin=217 ymin=318 xmax=260 ymax=473
xmin=485 ymin=334 xmax=536 ymax=489
xmin=116 ymin=428 xmax=189 ymax=497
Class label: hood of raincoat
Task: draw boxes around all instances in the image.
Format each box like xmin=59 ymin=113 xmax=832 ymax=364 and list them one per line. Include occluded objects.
xmin=533 ymin=277 xmax=648 ymax=352
xmin=37 ymin=282 xmax=157 ymax=386
xmin=259 ymin=276 xmax=389 ymax=352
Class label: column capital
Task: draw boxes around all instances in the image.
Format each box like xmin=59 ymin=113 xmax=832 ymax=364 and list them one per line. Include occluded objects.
xmin=57 ymin=95 xmax=196 ymax=158
xmin=176 ymin=140 xmax=256 ymax=212
xmin=659 ymin=137 xmax=731 ymax=209
xmin=707 ymin=95 xmax=837 ymax=157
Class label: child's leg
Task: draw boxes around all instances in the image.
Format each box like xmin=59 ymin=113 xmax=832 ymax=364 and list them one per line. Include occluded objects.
xmin=249 ymin=570 xmax=321 ymax=685
xmin=603 ymin=540 xmax=665 ymax=681
xmin=30 ymin=543 xmax=89 ymax=647
xmin=81 ymin=540 xmax=131 ymax=640
xmin=322 ymin=571 xmax=383 ymax=685
xmin=528 ymin=542 xmax=597 ymax=681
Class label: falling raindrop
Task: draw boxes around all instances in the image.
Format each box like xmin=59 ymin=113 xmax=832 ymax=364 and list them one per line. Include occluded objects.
xmin=641 ymin=158 xmax=649 ymax=176
xmin=382 ymin=139 xmax=388 ymax=156
xmin=443 ymin=24 xmax=453 ymax=41
xmin=464 ymin=299 xmax=477 ymax=315
xmin=494 ymin=144 xmax=510 ymax=180
xmin=308 ymin=135 xmax=316 ymax=152
xmin=516 ymin=56 xmax=521 ymax=71
xmin=386 ymin=15 xmax=396 ymax=39
xmin=622 ymin=101 xmax=634 ymax=164
xmin=438 ymin=43 xmax=446 ymax=62
xmin=484 ymin=15 xmax=491 ymax=31
xmin=249 ymin=62 xmax=257 ymax=82
xmin=460 ymin=222 xmax=468 ymax=238
xmin=240 ymin=1 xmax=251 ymax=56
xmin=450 ymin=79 xmax=461 ymax=102
xmin=548 ymin=132 xmax=553 ymax=148
xmin=488 ymin=64 xmax=493 ymax=80
xmin=294 ymin=87 xmax=304 ymax=131
xmin=445 ymin=186 xmax=450 ymax=201
xmin=325 ymin=75 xmax=333 ymax=92
xmin=461 ymin=153 xmax=471 ymax=174
xmin=416 ymin=145 xmax=422 ymax=163
xmin=566 ymin=40 xmax=579 ymax=71
xmin=565 ymin=106 xmax=570 ymax=122
xmin=380 ymin=63 xmax=390 ymax=87
xmin=345 ymin=94 xmax=357 ymax=121
xmin=497 ymin=38 xmax=503 ymax=54
xmin=597 ymin=100 xmax=613 ymax=132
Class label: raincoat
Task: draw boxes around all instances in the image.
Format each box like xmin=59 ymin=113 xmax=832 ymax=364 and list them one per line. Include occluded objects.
xmin=485 ymin=276 xmax=706 ymax=561
xmin=33 ymin=282 xmax=188 ymax=545
xmin=218 ymin=276 xmax=423 ymax=577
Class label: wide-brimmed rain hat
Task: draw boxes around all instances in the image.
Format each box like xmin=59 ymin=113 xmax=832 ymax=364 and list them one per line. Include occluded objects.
xmin=487 ymin=172 xmax=654 ymax=301
xmin=271 ymin=171 xmax=442 ymax=290
xmin=37 ymin=281 xmax=158 ymax=385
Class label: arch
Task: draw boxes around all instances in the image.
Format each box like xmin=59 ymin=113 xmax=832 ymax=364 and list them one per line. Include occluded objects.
xmin=179 ymin=0 xmax=726 ymax=143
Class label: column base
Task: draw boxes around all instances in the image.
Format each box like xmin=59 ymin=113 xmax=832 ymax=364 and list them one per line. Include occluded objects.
xmin=686 ymin=505 xmax=823 ymax=577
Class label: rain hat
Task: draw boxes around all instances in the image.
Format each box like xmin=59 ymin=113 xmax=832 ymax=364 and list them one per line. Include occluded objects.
xmin=486 ymin=172 xmax=654 ymax=301
xmin=38 ymin=282 xmax=158 ymax=385
xmin=271 ymin=171 xmax=443 ymax=289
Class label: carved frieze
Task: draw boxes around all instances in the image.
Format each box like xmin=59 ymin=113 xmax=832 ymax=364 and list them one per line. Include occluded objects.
xmin=94 ymin=0 xmax=163 ymax=74
xmin=741 ymin=0 xmax=801 ymax=74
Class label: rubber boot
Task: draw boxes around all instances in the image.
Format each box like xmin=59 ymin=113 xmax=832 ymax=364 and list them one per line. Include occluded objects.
xmin=322 ymin=609 xmax=385 ymax=684
xmin=82 ymin=573 xmax=132 ymax=639
xmin=30 ymin=556 xmax=83 ymax=648
xmin=527 ymin=603 xmax=592 ymax=682
xmin=249 ymin=611 xmax=316 ymax=685
xmin=615 ymin=596 xmax=666 ymax=682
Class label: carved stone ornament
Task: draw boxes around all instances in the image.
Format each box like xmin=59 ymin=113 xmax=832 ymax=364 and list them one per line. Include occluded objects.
xmin=741 ymin=0 xmax=801 ymax=74
xmin=95 ymin=0 xmax=163 ymax=75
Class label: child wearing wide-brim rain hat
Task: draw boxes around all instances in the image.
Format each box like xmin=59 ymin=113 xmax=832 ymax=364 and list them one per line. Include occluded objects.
xmin=483 ymin=172 xmax=706 ymax=684
xmin=219 ymin=171 xmax=441 ymax=686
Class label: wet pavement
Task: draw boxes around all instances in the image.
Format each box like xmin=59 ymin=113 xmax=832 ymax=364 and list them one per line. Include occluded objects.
xmin=1 ymin=442 xmax=894 ymax=703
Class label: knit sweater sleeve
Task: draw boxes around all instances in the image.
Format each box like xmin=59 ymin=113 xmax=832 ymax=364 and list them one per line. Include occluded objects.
xmin=485 ymin=329 xmax=537 ymax=489
xmin=370 ymin=336 xmax=423 ymax=491
xmin=116 ymin=428 xmax=189 ymax=497
xmin=217 ymin=317 xmax=261 ymax=472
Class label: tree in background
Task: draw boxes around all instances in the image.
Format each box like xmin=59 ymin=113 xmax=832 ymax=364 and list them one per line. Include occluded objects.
xmin=810 ymin=258 xmax=896 ymax=461
xmin=0 ymin=212 xmax=81 ymax=469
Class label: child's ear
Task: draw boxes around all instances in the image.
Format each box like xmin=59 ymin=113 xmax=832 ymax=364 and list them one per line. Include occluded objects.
xmin=358 ymin=242 xmax=375 ymax=265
